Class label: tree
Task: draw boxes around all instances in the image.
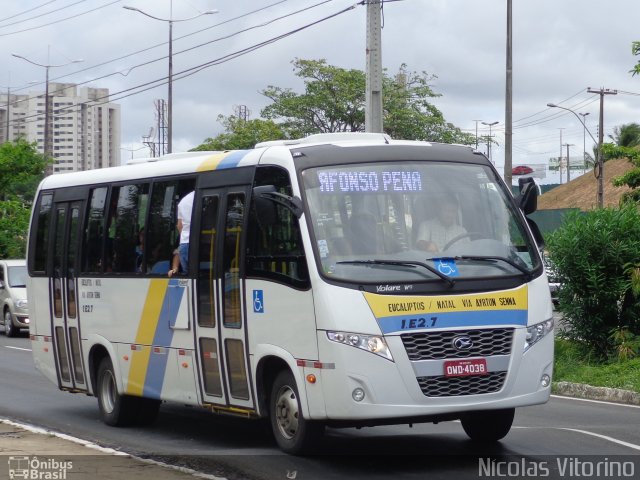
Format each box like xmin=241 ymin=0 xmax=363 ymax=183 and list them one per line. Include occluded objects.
xmin=631 ymin=41 xmax=640 ymax=76
xmin=547 ymin=206 xmax=640 ymax=359
xmin=0 ymin=139 xmax=48 ymax=201
xmin=191 ymin=115 xmax=287 ymax=151
xmin=0 ymin=139 xmax=47 ymax=258
xmin=260 ymin=58 xmax=474 ymax=144
xmin=609 ymin=123 xmax=640 ymax=148
xmin=602 ymin=143 xmax=640 ymax=204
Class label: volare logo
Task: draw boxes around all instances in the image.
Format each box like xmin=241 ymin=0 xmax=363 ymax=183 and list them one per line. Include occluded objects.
xmin=376 ymin=284 xmax=402 ymax=293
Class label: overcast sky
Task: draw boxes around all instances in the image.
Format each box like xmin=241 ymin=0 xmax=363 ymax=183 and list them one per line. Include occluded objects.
xmin=3 ymin=0 xmax=640 ymax=175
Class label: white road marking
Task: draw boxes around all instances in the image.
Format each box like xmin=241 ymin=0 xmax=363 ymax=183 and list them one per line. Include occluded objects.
xmin=0 ymin=417 xmax=228 ymax=480
xmin=552 ymin=394 xmax=640 ymax=409
xmin=556 ymin=428 xmax=640 ymax=452
xmin=5 ymin=346 xmax=31 ymax=352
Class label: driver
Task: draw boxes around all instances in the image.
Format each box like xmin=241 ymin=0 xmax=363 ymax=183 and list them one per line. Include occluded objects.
xmin=416 ymin=197 xmax=468 ymax=253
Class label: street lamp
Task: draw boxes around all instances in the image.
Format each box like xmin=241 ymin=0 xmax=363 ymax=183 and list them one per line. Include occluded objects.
xmin=482 ymin=121 xmax=499 ymax=165
xmin=123 ymin=2 xmax=217 ymax=154
xmin=547 ymin=103 xmax=600 ymax=204
xmin=579 ymin=112 xmax=590 ymax=171
xmin=11 ymin=52 xmax=83 ymax=170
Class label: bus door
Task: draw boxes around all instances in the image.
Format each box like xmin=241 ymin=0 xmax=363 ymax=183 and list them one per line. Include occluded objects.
xmin=50 ymin=199 xmax=87 ymax=392
xmin=194 ymin=187 xmax=254 ymax=410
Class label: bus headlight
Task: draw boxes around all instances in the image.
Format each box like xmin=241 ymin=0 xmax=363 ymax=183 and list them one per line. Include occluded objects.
xmin=524 ymin=319 xmax=554 ymax=352
xmin=327 ymin=331 xmax=394 ymax=361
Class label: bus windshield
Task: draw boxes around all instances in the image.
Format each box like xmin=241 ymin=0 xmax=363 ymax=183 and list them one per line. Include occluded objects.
xmin=301 ymin=161 xmax=540 ymax=284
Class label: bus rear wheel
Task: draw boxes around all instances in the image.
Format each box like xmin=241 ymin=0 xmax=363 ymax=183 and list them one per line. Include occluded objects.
xmin=460 ymin=408 xmax=515 ymax=442
xmin=269 ymin=370 xmax=323 ymax=455
xmin=96 ymin=357 xmax=137 ymax=426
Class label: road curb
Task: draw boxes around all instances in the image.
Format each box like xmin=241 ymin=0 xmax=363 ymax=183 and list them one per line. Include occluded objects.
xmin=553 ymin=381 xmax=640 ymax=406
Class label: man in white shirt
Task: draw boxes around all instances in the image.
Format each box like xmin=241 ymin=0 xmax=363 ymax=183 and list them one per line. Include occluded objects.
xmin=177 ymin=191 xmax=195 ymax=273
xmin=416 ymin=198 xmax=467 ymax=253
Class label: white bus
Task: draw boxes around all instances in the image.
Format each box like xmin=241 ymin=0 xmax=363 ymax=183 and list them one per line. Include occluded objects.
xmin=27 ymin=133 xmax=554 ymax=454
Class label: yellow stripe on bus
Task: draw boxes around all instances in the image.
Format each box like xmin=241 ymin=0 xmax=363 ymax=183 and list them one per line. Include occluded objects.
xmin=127 ymin=279 xmax=167 ymax=396
xmin=363 ymin=285 xmax=528 ymax=318
xmin=196 ymin=152 xmax=228 ymax=172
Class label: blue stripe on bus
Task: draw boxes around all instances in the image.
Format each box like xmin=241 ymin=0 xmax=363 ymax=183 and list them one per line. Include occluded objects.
xmin=377 ymin=309 xmax=528 ymax=334
xmin=143 ymin=279 xmax=185 ymax=399
xmin=217 ymin=150 xmax=250 ymax=169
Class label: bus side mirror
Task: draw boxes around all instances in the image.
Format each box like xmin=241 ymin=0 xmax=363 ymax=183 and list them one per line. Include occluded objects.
xmin=253 ymin=186 xmax=278 ymax=226
xmin=516 ymin=177 xmax=538 ymax=215
xmin=252 ymin=185 xmax=304 ymax=225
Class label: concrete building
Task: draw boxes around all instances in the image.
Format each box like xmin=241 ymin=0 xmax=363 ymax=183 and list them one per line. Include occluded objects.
xmin=0 ymin=83 xmax=121 ymax=173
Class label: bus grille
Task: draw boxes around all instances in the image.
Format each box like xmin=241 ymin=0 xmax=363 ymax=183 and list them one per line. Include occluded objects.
xmin=417 ymin=372 xmax=507 ymax=397
xmin=401 ymin=328 xmax=514 ymax=361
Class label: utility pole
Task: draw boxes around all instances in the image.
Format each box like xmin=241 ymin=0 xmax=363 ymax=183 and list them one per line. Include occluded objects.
xmin=473 ymin=120 xmax=482 ymax=149
xmin=558 ymin=128 xmax=564 ymax=184
xmin=365 ymin=0 xmax=383 ymax=133
xmin=563 ymin=144 xmax=574 ymax=182
xmin=587 ymin=88 xmax=617 ymax=208
xmin=504 ymin=0 xmax=513 ymax=187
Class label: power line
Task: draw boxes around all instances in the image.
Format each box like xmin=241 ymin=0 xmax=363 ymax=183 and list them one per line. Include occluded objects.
xmin=6 ymin=2 xmax=360 ymax=130
xmin=0 ymin=0 xmax=88 ymax=29
xmin=0 ymin=0 xmax=121 ymax=37
xmin=0 ymin=0 xmax=59 ymax=25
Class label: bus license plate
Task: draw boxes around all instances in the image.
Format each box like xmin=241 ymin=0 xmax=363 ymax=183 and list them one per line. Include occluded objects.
xmin=443 ymin=358 xmax=488 ymax=377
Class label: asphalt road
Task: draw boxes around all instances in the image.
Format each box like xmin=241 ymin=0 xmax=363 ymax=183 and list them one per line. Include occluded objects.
xmin=1 ymin=333 xmax=639 ymax=480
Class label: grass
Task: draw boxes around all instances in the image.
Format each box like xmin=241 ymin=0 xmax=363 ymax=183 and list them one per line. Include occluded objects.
xmin=553 ymin=338 xmax=640 ymax=393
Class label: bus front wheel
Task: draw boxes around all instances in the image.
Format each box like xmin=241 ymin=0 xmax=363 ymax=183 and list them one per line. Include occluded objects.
xmin=96 ymin=357 xmax=137 ymax=426
xmin=269 ymin=370 xmax=323 ymax=455
xmin=460 ymin=408 xmax=515 ymax=442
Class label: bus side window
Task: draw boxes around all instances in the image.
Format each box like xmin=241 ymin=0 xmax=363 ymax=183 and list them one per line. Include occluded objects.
xmin=82 ymin=187 xmax=108 ymax=274
xmin=246 ymin=166 xmax=309 ymax=289
xmin=30 ymin=193 xmax=53 ymax=274
xmin=145 ymin=178 xmax=195 ymax=275
xmin=105 ymin=183 xmax=149 ymax=274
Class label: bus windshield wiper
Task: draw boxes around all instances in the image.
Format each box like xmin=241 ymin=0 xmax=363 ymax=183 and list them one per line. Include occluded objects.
xmin=336 ymin=259 xmax=455 ymax=287
xmin=451 ymin=255 xmax=530 ymax=276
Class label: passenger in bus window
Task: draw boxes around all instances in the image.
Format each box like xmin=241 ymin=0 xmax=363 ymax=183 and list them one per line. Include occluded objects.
xmin=416 ymin=198 xmax=468 ymax=253
xmin=167 ymin=249 xmax=181 ymax=277
xmin=177 ymin=191 xmax=195 ymax=273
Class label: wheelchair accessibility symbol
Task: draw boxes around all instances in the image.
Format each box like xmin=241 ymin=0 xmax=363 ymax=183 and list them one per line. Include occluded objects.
xmin=434 ymin=258 xmax=460 ymax=277
xmin=253 ymin=290 xmax=264 ymax=313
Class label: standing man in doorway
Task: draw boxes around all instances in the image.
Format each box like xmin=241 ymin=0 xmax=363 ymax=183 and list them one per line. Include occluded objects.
xmin=177 ymin=191 xmax=195 ymax=274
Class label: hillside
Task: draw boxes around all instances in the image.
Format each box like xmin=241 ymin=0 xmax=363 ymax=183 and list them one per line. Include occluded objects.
xmin=537 ymin=158 xmax=634 ymax=211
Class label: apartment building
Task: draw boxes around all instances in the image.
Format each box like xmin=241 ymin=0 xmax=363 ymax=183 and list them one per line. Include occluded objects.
xmin=0 ymin=83 xmax=121 ymax=173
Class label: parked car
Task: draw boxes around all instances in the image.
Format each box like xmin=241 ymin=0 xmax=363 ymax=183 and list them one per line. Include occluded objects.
xmin=0 ymin=259 xmax=29 ymax=337
xmin=512 ymin=165 xmax=534 ymax=175
xmin=543 ymin=256 xmax=560 ymax=305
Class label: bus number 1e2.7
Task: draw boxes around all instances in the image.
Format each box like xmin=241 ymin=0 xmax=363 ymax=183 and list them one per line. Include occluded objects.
xmin=401 ymin=317 xmax=437 ymax=329
xmin=82 ymin=305 xmax=93 ymax=313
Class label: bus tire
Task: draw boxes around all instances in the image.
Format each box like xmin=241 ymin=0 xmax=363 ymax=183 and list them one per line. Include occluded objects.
xmin=461 ymin=408 xmax=515 ymax=442
xmin=96 ymin=357 xmax=136 ymax=426
xmin=269 ymin=370 xmax=323 ymax=455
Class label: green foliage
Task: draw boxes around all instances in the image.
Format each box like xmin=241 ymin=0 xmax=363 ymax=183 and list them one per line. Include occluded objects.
xmin=0 ymin=199 xmax=30 ymax=258
xmin=603 ymin=142 xmax=640 ymax=204
xmin=0 ymin=139 xmax=46 ymax=258
xmin=609 ymin=123 xmax=640 ymax=148
xmin=191 ymin=115 xmax=287 ymax=151
xmin=0 ymin=138 xmax=47 ymax=201
xmin=631 ymin=41 xmax=640 ymax=76
xmin=260 ymin=58 xmax=474 ymax=144
xmin=547 ymin=206 xmax=640 ymax=359
xmin=609 ymin=327 xmax=640 ymax=361
xmin=554 ymin=338 xmax=640 ymax=392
